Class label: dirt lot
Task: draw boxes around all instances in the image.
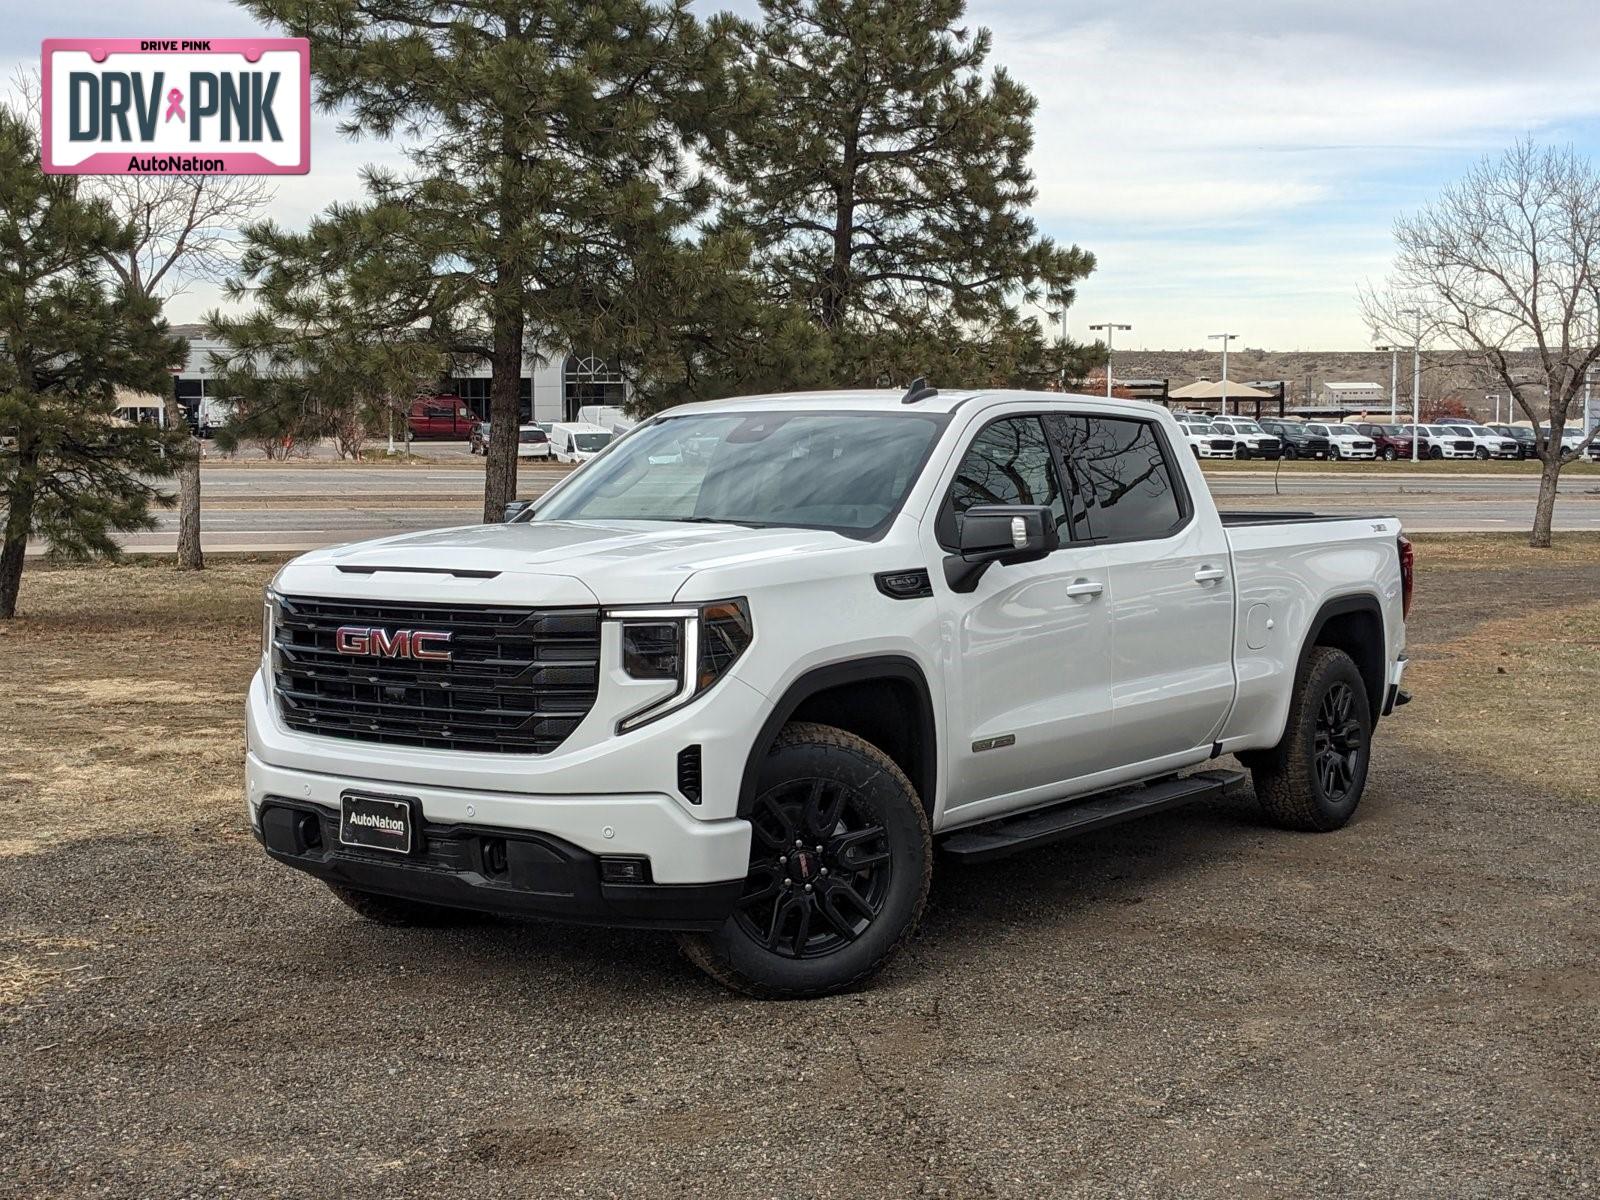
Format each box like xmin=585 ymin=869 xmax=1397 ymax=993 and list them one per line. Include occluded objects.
xmin=2 ymin=539 xmax=1598 ymax=1199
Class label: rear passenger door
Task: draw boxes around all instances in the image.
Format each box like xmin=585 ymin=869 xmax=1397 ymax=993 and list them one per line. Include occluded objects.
xmin=1046 ymin=413 xmax=1236 ymax=768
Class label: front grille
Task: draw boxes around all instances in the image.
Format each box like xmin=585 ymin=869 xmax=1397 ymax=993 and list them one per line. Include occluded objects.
xmin=1452 ymin=440 xmax=1474 ymax=451
xmin=1258 ymin=437 xmax=1280 ymax=452
xmin=272 ymin=595 xmax=601 ymax=754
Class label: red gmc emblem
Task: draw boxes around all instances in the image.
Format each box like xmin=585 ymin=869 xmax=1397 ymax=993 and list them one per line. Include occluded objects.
xmin=334 ymin=625 xmax=453 ymax=661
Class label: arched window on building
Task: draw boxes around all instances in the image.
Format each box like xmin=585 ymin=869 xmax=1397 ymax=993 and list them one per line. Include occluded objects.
xmin=562 ymin=355 xmax=626 ymax=421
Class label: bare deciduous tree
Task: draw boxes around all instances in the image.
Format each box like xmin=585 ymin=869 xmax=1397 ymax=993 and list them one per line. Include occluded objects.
xmin=91 ymin=175 xmax=273 ymax=569
xmin=1364 ymin=138 xmax=1600 ymax=547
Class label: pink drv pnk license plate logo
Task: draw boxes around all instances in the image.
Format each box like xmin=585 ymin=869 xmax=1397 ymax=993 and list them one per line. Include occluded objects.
xmin=41 ymin=38 xmax=310 ymax=175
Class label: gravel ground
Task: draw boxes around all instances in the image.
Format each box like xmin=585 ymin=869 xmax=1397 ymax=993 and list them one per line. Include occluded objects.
xmin=2 ymin=563 xmax=1598 ymax=1198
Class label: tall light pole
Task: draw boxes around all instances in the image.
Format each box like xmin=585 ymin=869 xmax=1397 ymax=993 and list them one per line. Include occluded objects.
xmin=1209 ymin=332 xmax=1238 ymax=416
xmin=1375 ymin=345 xmax=1402 ymax=422
xmin=1089 ymin=322 xmax=1132 ymax=399
xmin=1410 ymin=320 xmax=1422 ymax=461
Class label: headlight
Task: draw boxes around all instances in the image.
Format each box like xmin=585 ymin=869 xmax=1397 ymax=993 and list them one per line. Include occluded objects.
xmin=609 ymin=598 xmax=752 ymax=733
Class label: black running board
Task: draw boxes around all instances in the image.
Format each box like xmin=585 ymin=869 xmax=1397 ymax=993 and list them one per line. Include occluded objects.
xmin=939 ymin=769 xmax=1247 ymax=864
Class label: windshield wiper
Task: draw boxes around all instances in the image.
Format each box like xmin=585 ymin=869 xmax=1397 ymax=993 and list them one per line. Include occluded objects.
xmin=675 ymin=516 xmax=767 ymax=527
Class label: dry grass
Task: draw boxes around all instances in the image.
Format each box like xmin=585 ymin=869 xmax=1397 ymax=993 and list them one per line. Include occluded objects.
xmin=0 ymin=557 xmax=288 ymax=859
xmin=1408 ymin=531 xmax=1600 ymax=569
xmin=1401 ymin=601 xmax=1600 ymax=803
xmin=0 ymin=539 xmax=1592 ymax=870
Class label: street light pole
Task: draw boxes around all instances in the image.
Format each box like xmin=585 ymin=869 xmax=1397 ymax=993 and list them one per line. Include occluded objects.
xmin=1088 ymin=322 xmax=1133 ymax=399
xmin=1209 ymin=333 xmax=1238 ymax=416
xmin=1410 ymin=328 xmax=1422 ymax=463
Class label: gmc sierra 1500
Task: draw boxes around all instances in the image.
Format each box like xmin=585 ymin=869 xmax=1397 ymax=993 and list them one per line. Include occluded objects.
xmin=248 ymin=387 xmax=1413 ymax=998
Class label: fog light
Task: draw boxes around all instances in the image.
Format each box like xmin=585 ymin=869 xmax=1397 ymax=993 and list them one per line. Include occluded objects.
xmin=600 ymin=857 xmax=650 ymax=884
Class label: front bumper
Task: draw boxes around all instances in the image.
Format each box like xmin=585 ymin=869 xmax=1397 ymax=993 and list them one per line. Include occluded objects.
xmin=254 ymin=796 xmax=743 ymax=929
xmin=246 ymin=751 xmax=751 ymax=889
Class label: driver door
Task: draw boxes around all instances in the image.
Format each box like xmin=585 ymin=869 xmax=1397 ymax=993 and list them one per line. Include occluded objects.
xmin=930 ymin=414 xmax=1117 ymax=824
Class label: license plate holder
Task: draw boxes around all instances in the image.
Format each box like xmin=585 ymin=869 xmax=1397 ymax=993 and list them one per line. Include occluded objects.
xmin=339 ymin=791 xmax=417 ymax=855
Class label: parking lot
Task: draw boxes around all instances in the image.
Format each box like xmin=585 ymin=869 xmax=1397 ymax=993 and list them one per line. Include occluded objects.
xmin=1 ymin=535 xmax=1596 ymax=1198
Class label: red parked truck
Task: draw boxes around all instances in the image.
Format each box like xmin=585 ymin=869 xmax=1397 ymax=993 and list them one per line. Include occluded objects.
xmin=406 ymin=395 xmax=477 ymax=440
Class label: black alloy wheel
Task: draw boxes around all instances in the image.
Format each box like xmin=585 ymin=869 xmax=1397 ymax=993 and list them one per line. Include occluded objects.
xmin=678 ymin=723 xmax=931 ymax=999
xmin=1246 ymin=646 xmax=1373 ymax=832
xmin=736 ymin=778 xmax=892 ymax=958
xmin=1312 ymin=681 xmax=1364 ymax=803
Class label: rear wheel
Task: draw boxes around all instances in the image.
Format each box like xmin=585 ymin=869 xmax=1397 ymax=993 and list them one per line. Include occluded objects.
xmin=679 ymin=723 xmax=931 ymax=999
xmin=1248 ymin=647 xmax=1372 ymax=832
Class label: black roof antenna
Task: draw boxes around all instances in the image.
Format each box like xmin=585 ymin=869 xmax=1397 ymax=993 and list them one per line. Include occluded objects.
xmin=901 ymin=377 xmax=938 ymax=404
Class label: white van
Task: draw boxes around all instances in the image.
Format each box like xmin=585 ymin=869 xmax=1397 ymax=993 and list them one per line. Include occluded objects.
xmin=550 ymin=421 xmax=616 ymax=464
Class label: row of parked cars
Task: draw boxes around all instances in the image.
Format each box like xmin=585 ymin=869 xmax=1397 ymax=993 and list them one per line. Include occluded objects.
xmin=1173 ymin=412 xmax=1600 ymax=462
xmin=468 ymin=420 xmax=617 ymax=464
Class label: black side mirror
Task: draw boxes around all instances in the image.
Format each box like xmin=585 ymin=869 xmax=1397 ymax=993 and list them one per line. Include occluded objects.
xmin=944 ymin=503 xmax=1060 ymax=593
xmin=503 ymin=499 xmax=532 ymax=523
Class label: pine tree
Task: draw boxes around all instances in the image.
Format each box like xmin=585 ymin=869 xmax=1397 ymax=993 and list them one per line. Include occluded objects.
xmin=234 ymin=0 xmax=739 ymax=520
xmin=0 ymin=108 xmax=185 ymax=620
xmin=712 ymin=0 xmax=1097 ymax=387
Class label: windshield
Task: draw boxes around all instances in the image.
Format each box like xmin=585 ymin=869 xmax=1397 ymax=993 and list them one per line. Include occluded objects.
xmin=1230 ymin=420 xmax=1263 ymax=433
xmin=534 ymin=412 xmax=944 ymax=535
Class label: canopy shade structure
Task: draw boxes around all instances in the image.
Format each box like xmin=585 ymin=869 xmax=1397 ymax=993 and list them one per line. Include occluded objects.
xmin=1167 ymin=378 xmax=1274 ymax=401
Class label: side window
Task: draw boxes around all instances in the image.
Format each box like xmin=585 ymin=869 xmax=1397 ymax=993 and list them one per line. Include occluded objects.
xmin=1047 ymin=415 xmax=1186 ymax=543
xmin=941 ymin=416 xmax=1067 ymax=545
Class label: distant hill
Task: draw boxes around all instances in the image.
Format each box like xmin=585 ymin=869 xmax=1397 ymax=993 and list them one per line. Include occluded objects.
xmin=1110 ymin=348 xmax=1561 ymax=419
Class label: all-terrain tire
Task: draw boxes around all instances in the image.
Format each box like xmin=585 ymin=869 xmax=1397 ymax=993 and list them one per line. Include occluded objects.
xmin=325 ymin=883 xmax=480 ymax=927
xmin=1249 ymin=647 xmax=1372 ymax=832
xmin=678 ymin=722 xmax=932 ymax=1000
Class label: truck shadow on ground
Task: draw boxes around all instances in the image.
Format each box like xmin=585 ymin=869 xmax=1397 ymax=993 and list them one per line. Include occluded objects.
xmin=293 ymin=758 xmax=1397 ymax=999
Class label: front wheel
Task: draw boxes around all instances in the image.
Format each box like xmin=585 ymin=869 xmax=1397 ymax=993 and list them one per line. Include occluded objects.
xmin=1327 ymin=445 xmax=1341 ymax=461
xmin=1475 ymin=447 xmax=1489 ymax=460
xmin=1430 ymin=445 xmax=1444 ymax=459
xmin=678 ymin=723 xmax=932 ymax=999
xmin=1247 ymin=647 xmax=1372 ymax=831
xmin=1283 ymin=445 xmax=1298 ymax=461
xmin=1381 ymin=446 xmax=1397 ymax=461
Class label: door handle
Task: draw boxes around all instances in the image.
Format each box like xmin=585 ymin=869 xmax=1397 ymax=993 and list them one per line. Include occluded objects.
xmin=1194 ymin=566 xmax=1226 ymax=584
xmin=1065 ymin=578 xmax=1104 ymax=599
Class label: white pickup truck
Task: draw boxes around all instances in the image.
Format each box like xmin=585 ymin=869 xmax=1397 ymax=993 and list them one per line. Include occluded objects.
xmin=249 ymin=388 xmax=1414 ymax=998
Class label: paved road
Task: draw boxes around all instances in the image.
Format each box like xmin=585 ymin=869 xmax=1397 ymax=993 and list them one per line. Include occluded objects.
xmin=28 ymin=466 xmax=1600 ymax=554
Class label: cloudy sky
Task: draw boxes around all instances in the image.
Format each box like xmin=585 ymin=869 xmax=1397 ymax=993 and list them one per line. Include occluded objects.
xmin=11 ymin=0 xmax=1600 ymax=349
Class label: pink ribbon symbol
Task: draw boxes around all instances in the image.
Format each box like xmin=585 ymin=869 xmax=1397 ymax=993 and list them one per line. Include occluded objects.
xmin=164 ymin=88 xmax=185 ymax=123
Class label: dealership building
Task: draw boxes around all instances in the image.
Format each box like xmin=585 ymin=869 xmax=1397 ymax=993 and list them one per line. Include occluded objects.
xmin=169 ymin=326 xmax=629 ymax=428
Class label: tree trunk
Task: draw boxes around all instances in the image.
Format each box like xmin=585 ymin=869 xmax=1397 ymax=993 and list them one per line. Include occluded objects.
xmin=166 ymin=393 xmax=203 ymax=570
xmin=0 ymin=455 xmax=37 ymax=620
xmin=819 ymin=122 xmax=860 ymax=333
xmin=1529 ymin=448 xmax=1563 ymax=548
xmin=482 ymin=304 xmax=524 ymax=524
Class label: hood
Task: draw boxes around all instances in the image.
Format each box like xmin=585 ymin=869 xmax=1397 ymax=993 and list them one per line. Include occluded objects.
xmin=272 ymin=519 xmax=857 ymax=607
